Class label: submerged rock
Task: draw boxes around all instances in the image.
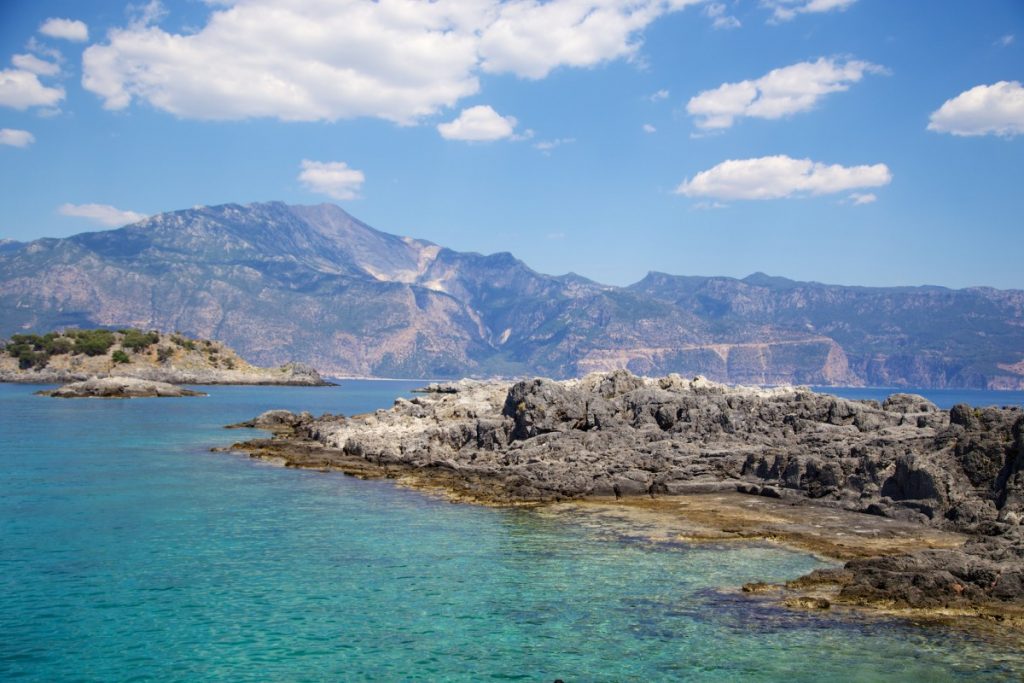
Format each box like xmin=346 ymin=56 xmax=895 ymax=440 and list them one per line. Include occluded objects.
xmin=38 ymin=376 xmax=206 ymax=398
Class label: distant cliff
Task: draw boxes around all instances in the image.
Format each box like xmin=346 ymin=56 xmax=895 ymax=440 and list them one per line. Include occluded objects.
xmin=0 ymin=201 xmax=1021 ymax=388
xmin=0 ymin=328 xmax=327 ymax=385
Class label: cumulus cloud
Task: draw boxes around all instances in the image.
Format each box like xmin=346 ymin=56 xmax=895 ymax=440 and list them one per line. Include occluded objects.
xmin=704 ymin=3 xmax=740 ymax=29
xmin=0 ymin=69 xmax=65 ymax=110
xmin=39 ymin=18 xmax=89 ymax=42
xmin=650 ymin=89 xmax=669 ymax=101
xmin=12 ymin=53 xmax=60 ymax=77
xmin=298 ymin=160 xmax=365 ymax=200
xmin=675 ymin=155 xmax=891 ymax=200
xmin=763 ymin=0 xmax=857 ymax=22
xmin=927 ymin=81 xmax=1024 ymax=137
xmin=81 ymin=0 xmax=702 ymax=124
xmin=58 ymin=203 xmax=147 ymax=227
xmin=687 ymin=57 xmax=884 ymax=129
xmin=0 ymin=129 xmax=35 ymax=148
xmin=479 ymin=0 xmax=701 ymax=79
xmin=438 ymin=105 xmax=518 ymax=141
xmin=643 ymin=123 xmax=657 ymax=133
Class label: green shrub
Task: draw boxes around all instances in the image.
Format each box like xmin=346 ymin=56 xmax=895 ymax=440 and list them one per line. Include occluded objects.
xmin=7 ymin=334 xmax=54 ymax=367
xmin=112 ymin=350 xmax=131 ymax=364
xmin=72 ymin=329 xmax=115 ymax=356
xmin=156 ymin=346 xmax=174 ymax=363
xmin=46 ymin=337 xmax=74 ymax=355
xmin=121 ymin=328 xmax=160 ymax=351
xmin=17 ymin=349 xmax=48 ymax=370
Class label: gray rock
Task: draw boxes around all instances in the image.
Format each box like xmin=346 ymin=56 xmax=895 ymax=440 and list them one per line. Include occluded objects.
xmin=37 ymin=376 xmax=206 ymax=398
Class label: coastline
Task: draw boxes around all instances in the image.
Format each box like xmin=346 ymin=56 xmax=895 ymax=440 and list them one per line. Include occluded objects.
xmin=218 ymin=434 xmax=1024 ymax=635
xmin=216 ymin=371 xmax=1024 ymax=635
xmin=0 ymin=366 xmax=333 ymax=386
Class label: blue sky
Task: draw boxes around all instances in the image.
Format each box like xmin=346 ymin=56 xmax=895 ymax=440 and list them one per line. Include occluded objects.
xmin=0 ymin=0 xmax=1021 ymax=289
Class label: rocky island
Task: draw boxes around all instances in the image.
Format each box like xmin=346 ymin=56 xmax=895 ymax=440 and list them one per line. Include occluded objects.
xmin=0 ymin=328 xmax=329 ymax=386
xmin=222 ymin=370 xmax=1024 ymax=629
xmin=37 ymin=376 xmax=207 ymax=398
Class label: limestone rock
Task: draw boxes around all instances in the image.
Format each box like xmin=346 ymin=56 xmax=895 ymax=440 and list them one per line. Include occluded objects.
xmin=37 ymin=376 xmax=206 ymax=398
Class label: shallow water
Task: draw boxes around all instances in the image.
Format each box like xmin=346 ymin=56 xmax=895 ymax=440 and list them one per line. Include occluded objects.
xmin=2 ymin=381 xmax=1022 ymax=681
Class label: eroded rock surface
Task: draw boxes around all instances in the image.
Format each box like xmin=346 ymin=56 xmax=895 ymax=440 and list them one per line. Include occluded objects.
xmin=225 ymin=370 xmax=1024 ymax=619
xmin=38 ymin=376 xmax=206 ymax=398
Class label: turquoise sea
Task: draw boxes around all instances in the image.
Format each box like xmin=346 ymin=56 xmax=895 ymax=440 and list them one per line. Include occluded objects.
xmin=2 ymin=380 xmax=1023 ymax=682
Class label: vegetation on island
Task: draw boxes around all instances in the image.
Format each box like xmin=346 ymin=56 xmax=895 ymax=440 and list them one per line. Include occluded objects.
xmin=1 ymin=328 xmax=234 ymax=371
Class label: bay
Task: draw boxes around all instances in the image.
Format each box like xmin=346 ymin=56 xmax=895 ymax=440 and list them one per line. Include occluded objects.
xmin=2 ymin=380 xmax=1022 ymax=681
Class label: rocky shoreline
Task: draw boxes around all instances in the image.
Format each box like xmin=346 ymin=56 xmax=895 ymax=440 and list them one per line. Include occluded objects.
xmin=218 ymin=371 xmax=1024 ymax=630
xmin=0 ymin=362 xmax=329 ymax=386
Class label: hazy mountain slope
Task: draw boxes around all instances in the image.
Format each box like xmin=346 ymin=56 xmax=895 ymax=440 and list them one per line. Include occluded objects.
xmin=1 ymin=201 xmax=1021 ymax=387
xmin=631 ymin=272 xmax=1024 ymax=388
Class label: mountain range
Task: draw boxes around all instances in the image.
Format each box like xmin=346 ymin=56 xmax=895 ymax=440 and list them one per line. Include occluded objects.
xmin=1 ymin=201 xmax=1021 ymax=388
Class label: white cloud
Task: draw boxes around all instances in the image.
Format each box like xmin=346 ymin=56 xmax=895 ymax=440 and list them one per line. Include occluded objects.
xmin=479 ymin=0 xmax=702 ymax=79
xmin=84 ymin=2 xmax=485 ymax=123
xmin=643 ymin=123 xmax=657 ymax=133
xmin=0 ymin=69 xmax=65 ymax=110
xmin=927 ymin=81 xmax=1024 ymax=137
xmin=0 ymin=129 xmax=35 ymax=148
xmin=438 ymin=105 xmax=518 ymax=141
xmin=687 ymin=57 xmax=884 ymax=129
xmin=848 ymin=192 xmax=876 ymax=205
xmin=298 ymin=160 xmax=365 ymax=200
xmin=39 ymin=18 xmax=89 ymax=42
xmin=128 ymin=1 xmax=169 ymax=29
xmin=998 ymin=34 xmax=1015 ymax=47
xmin=58 ymin=203 xmax=147 ymax=227
xmin=11 ymin=53 xmax=60 ymax=77
xmin=82 ymin=0 xmax=703 ymax=124
xmin=650 ymin=89 xmax=670 ymax=102
xmin=705 ymin=2 xmax=741 ymax=29
xmin=763 ymin=0 xmax=857 ymax=22
xmin=533 ymin=136 xmax=575 ymax=153
xmin=675 ymin=155 xmax=891 ymax=200
xmin=25 ymin=38 xmax=63 ymax=64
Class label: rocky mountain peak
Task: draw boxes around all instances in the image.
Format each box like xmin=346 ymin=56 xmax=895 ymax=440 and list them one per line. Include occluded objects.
xmin=0 ymin=201 xmax=1021 ymax=387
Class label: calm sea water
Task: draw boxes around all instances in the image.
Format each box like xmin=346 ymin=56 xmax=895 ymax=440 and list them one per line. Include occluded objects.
xmin=2 ymin=380 xmax=1023 ymax=681
xmin=812 ymin=386 xmax=1024 ymax=410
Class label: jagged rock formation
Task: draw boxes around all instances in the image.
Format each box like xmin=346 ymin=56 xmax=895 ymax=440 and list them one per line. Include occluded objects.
xmin=0 ymin=329 xmax=328 ymax=385
xmin=37 ymin=377 xmax=206 ymax=398
xmin=225 ymin=371 xmax=1024 ymax=619
xmin=1 ymin=201 xmax=1022 ymax=387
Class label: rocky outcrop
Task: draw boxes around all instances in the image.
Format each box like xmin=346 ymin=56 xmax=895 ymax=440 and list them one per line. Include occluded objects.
xmin=38 ymin=377 xmax=206 ymax=398
xmin=223 ymin=370 xmax=1024 ymax=621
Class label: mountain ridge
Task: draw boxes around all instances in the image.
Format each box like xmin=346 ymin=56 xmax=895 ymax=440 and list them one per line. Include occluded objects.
xmin=1 ymin=201 xmax=1021 ymax=388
